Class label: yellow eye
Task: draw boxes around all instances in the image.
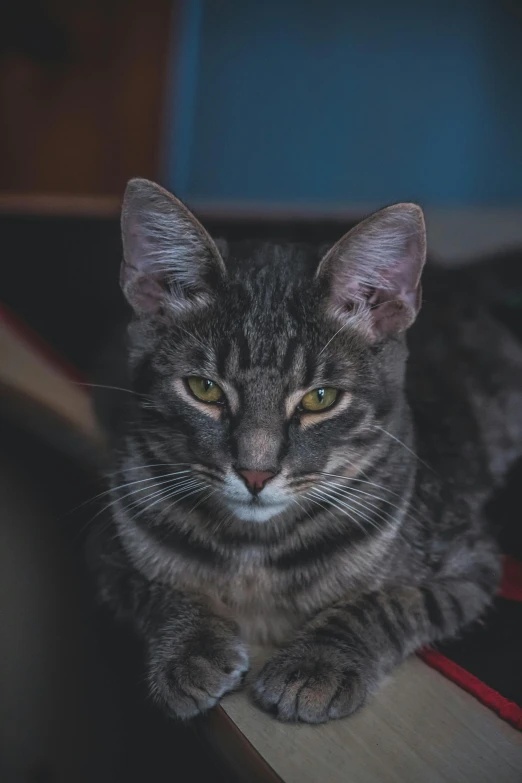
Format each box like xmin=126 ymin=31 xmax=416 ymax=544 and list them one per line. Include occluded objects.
xmin=187 ymin=377 xmax=224 ymax=403
xmin=300 ymin=387 xmax=339 ymax=412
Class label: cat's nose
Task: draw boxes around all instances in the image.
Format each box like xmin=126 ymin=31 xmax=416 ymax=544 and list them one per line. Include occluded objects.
xmin=236 ymin=469 xmax=277 ymax=494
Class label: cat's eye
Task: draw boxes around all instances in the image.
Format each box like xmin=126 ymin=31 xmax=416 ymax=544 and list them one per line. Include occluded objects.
xmin=187 ymin=376 xmax=224 ymax=404
xmin=299 ymin=387 xmax=339 ymax=412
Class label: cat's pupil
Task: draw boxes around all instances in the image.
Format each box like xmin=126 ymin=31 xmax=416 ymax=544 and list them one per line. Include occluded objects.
xmin=317 ymin=388 xmax=325 ymax=403
xmin=204 ymin=380 xmax=213 ymax=391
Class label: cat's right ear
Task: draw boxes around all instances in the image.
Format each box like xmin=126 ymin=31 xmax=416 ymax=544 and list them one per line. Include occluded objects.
xmin=120 ymin=178 xmax=226 ymax=316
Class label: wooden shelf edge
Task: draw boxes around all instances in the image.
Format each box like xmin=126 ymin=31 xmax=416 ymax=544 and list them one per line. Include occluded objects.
xmin=195 ymin=705 xmax=284 ymax=783
xmin=0 ymin=193 xmax=121 ymax=219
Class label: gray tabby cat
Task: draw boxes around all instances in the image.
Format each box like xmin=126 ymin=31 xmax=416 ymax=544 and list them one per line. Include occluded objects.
xmin=91 ymin=178 xmax=522 ymax=724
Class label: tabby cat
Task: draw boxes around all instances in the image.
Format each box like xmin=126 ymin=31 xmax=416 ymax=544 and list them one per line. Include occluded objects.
xmin=91 ymin=178 xmax=522 ymax=723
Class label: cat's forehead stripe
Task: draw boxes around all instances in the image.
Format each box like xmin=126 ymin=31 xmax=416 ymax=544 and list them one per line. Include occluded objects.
xmin=221 ymin=334 xmax=310 ymax=388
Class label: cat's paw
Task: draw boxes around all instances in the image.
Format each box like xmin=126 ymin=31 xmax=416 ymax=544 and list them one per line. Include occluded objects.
xmin=148 ymin=615 xmax=249 ymax=720
xmin=252 ymin=642 xmax=371 ymax=724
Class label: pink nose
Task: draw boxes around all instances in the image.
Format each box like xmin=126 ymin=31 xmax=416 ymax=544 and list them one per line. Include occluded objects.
xmin=237 ymin=469 xmax=276 ymax=494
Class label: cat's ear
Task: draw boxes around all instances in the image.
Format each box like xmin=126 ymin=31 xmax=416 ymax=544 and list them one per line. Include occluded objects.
xmin=316 ymin=204 xmax=426 ymax=341
xmin=120 ymin=178 xmax=226 ymax=316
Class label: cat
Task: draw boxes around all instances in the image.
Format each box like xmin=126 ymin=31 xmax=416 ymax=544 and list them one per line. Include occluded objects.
xmin=90 ymin=178 xmax=522 ymax=724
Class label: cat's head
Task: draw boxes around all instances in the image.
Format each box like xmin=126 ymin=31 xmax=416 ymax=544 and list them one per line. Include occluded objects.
xmin=120 ymin=179 xmax=425 ymax=524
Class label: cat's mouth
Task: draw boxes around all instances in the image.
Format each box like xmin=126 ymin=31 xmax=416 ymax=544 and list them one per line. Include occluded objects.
xmin=221 ymin=472 xmax=290 ymax=522
xmin=229 ymin=497 xmax=289 ymax=523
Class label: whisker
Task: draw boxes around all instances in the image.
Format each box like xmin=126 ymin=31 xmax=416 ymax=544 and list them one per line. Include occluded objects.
xmin=193 ymin=466 xmax=226 ymax=481
xmin=318 ymin=470 xmax=430 ymax=529
xmin=132 ymin=480 xmax=203 ymax=516
xmin=128 ymin=481 xmax=205 ymax=525
xmin=125 ymin=479 xmax=201 ymax=514
xmin=319 ymin=468 xmax=426 ymax=518
xmin=290 ymin=497 xmax=315 ymax=524
xmin=126 ymin=490 xmax=202 ymax=534
xmin=319 ymin=480 xmax=401 ymax=521
xmin=73 ymin=382 xmax=151 ymax=400
xmin=212 ymin=508 xmax=235 ymax=536
xmin=308 ymin=490 xmax=366 ymax=532
xmin=304 ymin=493 xmax=360 ymax=530
xmin=372 ymin=425 xmax=435 ymax=473
xmin=175 ymin=323 xmax=209 ymax=354
xmin=311 ymin=488 xmax=383 ymax=532
xmin=151 ymin=484 xmax=213 ymax=546
xmin=316 ymin=483 xmax=416 ymax=545
xmin=317 ymin=323 xmax=350 ymax=356
xmin=185 ymin=487 xmax=218 ymax=517
xmin=103 ymin=463 xmax=191 ymax=477
xmin=318 ymin=470 xmax=402 ymax=498
xmin=79 ymin=476 xmax=198 ymax=534
xmin=318 ymin=482 xmax=396 ymax=530
xmin=156 ymin=484 xmax=208 ymax=521
xmin=64 ymin=470 xmax=192 ymax=517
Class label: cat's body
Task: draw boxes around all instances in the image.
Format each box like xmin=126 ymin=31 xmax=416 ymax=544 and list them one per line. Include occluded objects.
xmin=91 ymin=180 xmax=522 ymax=723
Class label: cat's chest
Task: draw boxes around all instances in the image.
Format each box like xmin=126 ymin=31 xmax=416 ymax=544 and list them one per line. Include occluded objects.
xmin=225 ymin=557 xmax=290 ymax=606
xmin=216 ymin=556 xmax=302 ymax=643
xmin=185 ymin=547 xmax=317 ymax=643
xmin=198 ymin=549 xmax=353 ymax=644
xmin=127 ymin=527 xmax=303 ymax=642
xmin=123 ymin=523 xmax=378 ymax=644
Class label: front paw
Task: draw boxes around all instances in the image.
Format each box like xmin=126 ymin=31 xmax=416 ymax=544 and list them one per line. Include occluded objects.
xmin=252 ymin=642 xmax=372 ymax=724
xmin=148 ymin=614 xmax=249 ymax=720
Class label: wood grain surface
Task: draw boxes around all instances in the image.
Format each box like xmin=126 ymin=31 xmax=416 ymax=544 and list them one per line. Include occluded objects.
xmin=217 ymin=655 xmax=522 ymax=783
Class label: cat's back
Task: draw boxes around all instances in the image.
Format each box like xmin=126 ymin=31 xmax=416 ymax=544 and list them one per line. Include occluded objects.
xmin=407 ymin=264 xmax=522 ymax=486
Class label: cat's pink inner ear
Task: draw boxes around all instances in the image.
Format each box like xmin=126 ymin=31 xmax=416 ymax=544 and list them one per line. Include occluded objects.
xmin=318 ymin=203 xmax=426 ymax=339
xmin=120 ymin=223 xmax=166 ymax=315
xmin=120 ymin=264 xmax=164 ymax=315
xmin=371 ymin=296 xmax=421 ymax=337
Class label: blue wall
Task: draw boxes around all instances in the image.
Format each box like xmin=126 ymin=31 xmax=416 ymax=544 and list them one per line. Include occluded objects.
xmin=165 ymin=0 xmax=522 ymax=207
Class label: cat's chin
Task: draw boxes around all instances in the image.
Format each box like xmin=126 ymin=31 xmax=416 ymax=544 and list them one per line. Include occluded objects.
xmin=229 ymin=501 xmax=289 ymax=523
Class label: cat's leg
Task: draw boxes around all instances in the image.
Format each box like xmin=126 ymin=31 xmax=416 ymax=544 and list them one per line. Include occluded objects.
xmin=252 ymin=550 xmax=500 ymax=724
xmin=88 ymin=526 xmax=249 ymax=719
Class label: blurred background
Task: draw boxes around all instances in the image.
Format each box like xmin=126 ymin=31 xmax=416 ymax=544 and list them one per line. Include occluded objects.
xmin=1 ymin=0 xmax=521 ymax=373
xmin=1 ymin=2 xmax=522 ymax=782
xmin=1 ymin=0 xmax=521 ymax=253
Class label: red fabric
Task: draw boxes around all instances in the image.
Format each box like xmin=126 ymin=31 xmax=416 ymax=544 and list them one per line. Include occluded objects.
xmin=420 ymin=648 xmax=522 ymax=731
xmin=421 ymin=557 xmax=522 ymax=731
xmin=0 ymin=302 xmax=85 ymax=384
xmin=500 ymin=556 xmax=522 ymax=602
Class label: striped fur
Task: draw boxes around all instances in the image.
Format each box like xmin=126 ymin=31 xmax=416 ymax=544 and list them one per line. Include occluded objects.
xmin=90 ymin=180 xmax=522 ymax=723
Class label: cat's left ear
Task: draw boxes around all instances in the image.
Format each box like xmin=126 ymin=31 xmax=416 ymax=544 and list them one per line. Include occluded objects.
xmin=120 ymin=178 xmax=226 ymax=317
xmin=316 ymin=204 xmax=426 ymax=341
